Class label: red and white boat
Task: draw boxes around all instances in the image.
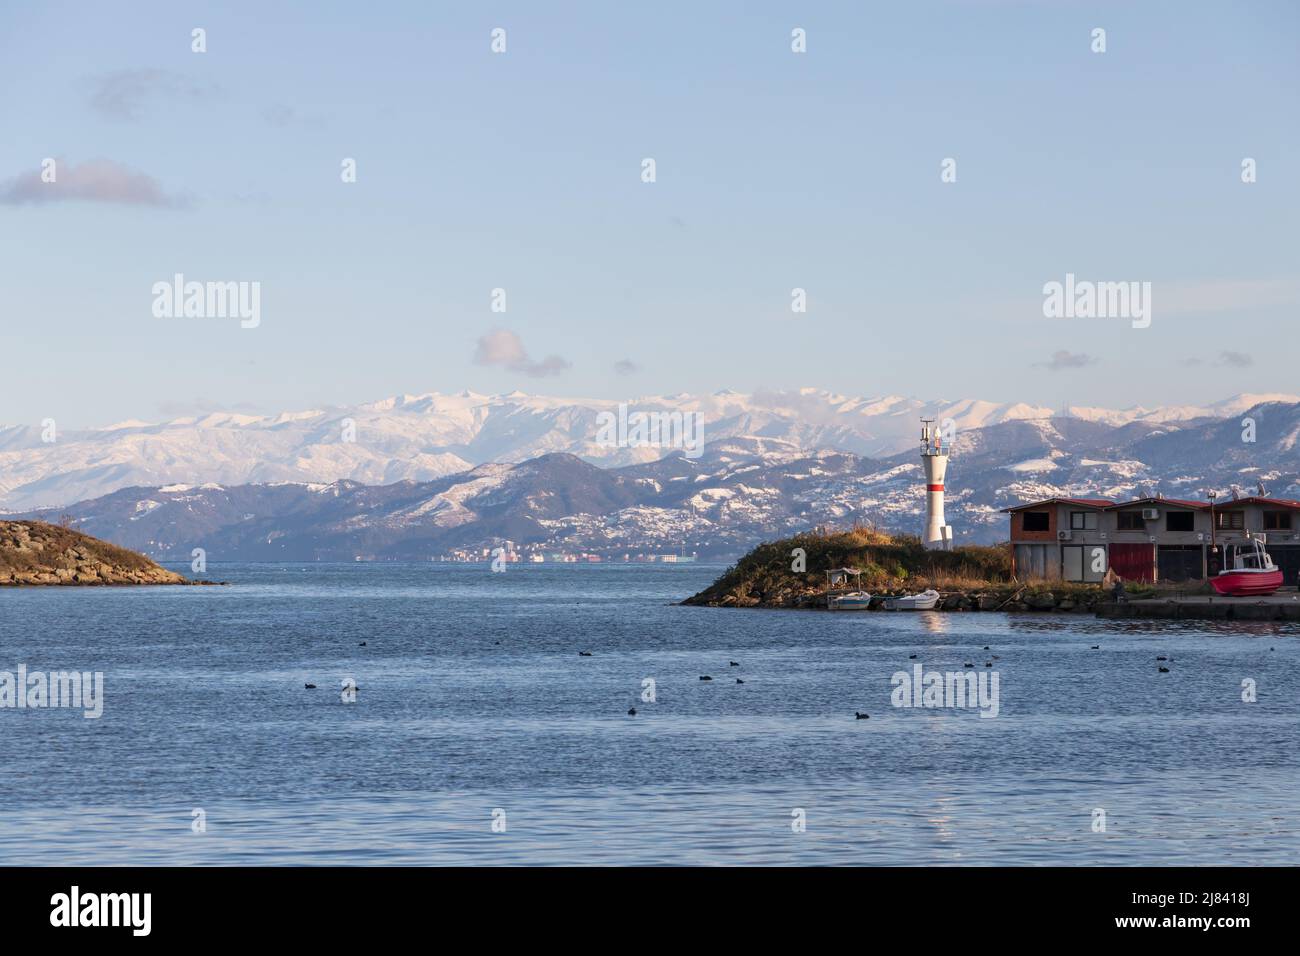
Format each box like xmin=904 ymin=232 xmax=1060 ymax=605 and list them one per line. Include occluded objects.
xmin=1211 ymin=539 xmax=1283 ymax=596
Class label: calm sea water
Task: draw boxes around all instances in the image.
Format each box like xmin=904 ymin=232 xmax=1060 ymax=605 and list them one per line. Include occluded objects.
xmin=1 ymin=563 xmax=1297 ymax=865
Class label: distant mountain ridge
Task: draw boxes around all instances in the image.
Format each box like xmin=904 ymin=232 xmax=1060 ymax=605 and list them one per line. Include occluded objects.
xmin=1 ymin=388 xmax=1294 ymax=511
xmin=18 ymin=401 xmax=1300 ymax=560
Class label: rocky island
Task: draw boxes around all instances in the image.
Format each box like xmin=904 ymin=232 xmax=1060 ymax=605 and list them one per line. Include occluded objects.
xmin=682 ymin=527 xmax=1155 ymax=612
xmin=0 ymin=520 xmax=193 ymax=586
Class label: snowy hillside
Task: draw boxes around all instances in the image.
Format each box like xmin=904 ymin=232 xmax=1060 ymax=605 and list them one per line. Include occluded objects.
xmin=1 ymin=388 xmax=1295 ymax=512
xmin=16 ymin=401 xmax=1300 ymax=559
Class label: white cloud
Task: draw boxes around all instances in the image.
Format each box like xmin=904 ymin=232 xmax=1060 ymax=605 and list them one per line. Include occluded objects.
xmin=88 ymin=69 xmax=215 ymax=121
xmin=1159 ymin=279 xmax=1300 ymax=315
xmin=1038 ymin=350 xmax=1097 ymax=371
xmin=1216 ymin=351 xmax=1254 ymax=368
xmin=0 ymin=158 xmax=180 ymax=206
xmin=473 ymin=329 xmax=570 ymax=378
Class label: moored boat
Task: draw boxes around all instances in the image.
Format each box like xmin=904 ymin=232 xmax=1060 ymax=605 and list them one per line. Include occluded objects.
xmin=829 ymin=590 xmax=873 ymax=610
xmin=883 ymin=588 xmax=941 ymax=611
xmin=826 ymin=567 xmax=871 ymax=610
xmin=1211 ymin=539 xmax=1283 ymax=596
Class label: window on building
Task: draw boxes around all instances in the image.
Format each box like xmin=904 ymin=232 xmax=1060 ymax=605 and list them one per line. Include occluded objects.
xmin=1264 ymin=511 xmax=1293 ymax=530
xmin=1021 ymin=511 xmax=1050 ymax=532
xmin=1215 ymin=511 xmax=1245 ymax=530
xmin=1166 ymin=511 xmax=1195 ymax=532
xmin=1070 ymin=512 xmax=1098 ymax=531
xmin=1117 ymin=512 xmax=1145 ymax=531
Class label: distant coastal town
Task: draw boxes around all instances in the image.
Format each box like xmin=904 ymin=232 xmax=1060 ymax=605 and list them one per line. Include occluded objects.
xmin=393 ymin=545 xmax=697 ymax=564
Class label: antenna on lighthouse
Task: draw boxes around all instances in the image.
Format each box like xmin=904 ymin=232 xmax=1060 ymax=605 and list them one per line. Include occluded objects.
xmin=920 ymin=417 xmax=937 ymax=455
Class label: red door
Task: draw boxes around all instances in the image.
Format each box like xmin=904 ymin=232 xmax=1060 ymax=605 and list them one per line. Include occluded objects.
xmin=1109 ymin=543 xmax=1154 ymax=582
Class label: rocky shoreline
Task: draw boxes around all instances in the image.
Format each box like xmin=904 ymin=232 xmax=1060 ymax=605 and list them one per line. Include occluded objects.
xmin=684 ymin=584 xmax=1129 ymax=613
xmin=0 ymin=520 xmax=199 ymax=586
xmin=683 ymin=566 xmax=1300 ymax=620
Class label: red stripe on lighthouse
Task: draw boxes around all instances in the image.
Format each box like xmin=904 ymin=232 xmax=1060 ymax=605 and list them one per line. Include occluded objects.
xmin=927 ymin=484 xmax=944 ymax=492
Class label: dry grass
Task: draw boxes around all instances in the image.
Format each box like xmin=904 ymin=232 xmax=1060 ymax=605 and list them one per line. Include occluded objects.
xmin=685 ymin=529 xmax=1016 ymax=605
xmin=0 ymin=520 xmax=162 ymax=574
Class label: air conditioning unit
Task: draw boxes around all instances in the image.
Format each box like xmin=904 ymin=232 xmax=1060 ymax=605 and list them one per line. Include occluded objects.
xmin=1142 ymin=508 xmax=1160 ymax=520
xmin=1057 ymin=530 xmax=1072 ymax=541
xmin=1196 ymin=532 xmax=1205 ymax=541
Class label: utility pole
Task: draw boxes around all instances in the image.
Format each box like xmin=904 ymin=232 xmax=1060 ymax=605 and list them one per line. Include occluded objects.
xmin=1207 ymin=489 xmax=1218 ymax=577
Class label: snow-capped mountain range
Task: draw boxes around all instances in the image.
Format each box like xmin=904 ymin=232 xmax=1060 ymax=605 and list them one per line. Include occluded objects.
xmin=1 ymin=388 xmax=1295 ymax=512
xmin=15 ymin=399 xmax=1300 ymax=559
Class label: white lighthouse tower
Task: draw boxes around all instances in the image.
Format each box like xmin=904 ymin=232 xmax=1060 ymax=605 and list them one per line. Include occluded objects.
xmin=920 ymin=418 xmax=953 ymax=551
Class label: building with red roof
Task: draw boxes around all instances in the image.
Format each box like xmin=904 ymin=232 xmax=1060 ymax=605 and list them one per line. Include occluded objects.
xmin=1002 ymin=494 xmax=1300 ymax=584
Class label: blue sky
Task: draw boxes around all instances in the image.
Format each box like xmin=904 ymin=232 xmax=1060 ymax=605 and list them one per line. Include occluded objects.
xmin=2 ymin=0 xmax=1297 ymax=427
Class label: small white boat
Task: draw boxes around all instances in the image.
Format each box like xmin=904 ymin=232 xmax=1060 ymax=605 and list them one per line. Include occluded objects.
xmin=830 ymin=590 xmax=873 ymax=610
xmin=883 ymin=589 xmax=941 ymax=611
xmin=826 ymin=567 xmax=871 ymax=610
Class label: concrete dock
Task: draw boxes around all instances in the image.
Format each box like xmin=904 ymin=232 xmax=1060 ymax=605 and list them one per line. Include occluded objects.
xmin=1096 ymin=590 xmax=1300 ymax=621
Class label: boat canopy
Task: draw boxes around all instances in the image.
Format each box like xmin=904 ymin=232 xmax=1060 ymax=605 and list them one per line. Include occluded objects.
xmin=1223 ymin=539 xmax=1275 ymax=571
xmin=826 ymin=567 xmax=863 ymax=588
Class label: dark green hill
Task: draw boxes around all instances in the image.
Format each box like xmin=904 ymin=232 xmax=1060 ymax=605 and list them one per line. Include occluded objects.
xmin=682 ymin=528 xmax=1011 ymax=607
